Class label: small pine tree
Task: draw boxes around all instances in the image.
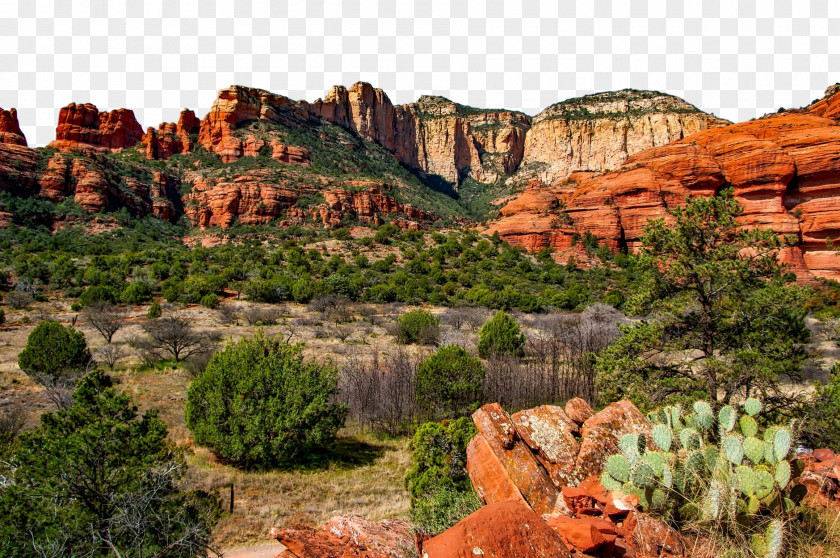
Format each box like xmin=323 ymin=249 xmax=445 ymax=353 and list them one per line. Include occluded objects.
xmin=415 ymin=345 xmax=485 ymax=420
xmin=18 ymin=320 xmax=91 ymax=380
xmin=147 ymin=301 xmax=162 ymax=318
xmin=397 ymin=309 xmax=440 ymax=344
xmin=477 ymin=311 xmax=526 ymax=358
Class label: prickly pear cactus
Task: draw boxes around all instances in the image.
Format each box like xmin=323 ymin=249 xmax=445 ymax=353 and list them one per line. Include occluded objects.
xmin=604 ymin=397 xmax=803 ymax=556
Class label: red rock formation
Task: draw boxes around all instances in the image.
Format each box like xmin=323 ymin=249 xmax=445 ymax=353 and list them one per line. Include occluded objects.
xmin=564 ymin=397 xmax=595 ymax=424
xmin=420 ymin=501 xmax=571 ymax=558
xmin=197 ymin=86 xmax=308 ymax=163
xmin=0 ymin=143 xmax=38 ymax=195
xmin=0 ymin=108 xmax=27 ymax=146
xmin=270 ymin=139 xmax=310 ymax=165
xmin=185 ymin=175 xmax=432 ymax=230
xmin=143 ymin=109 xmax=200 ymax=160
xmin=467 ymin=403 xmax=562 ymax=516
xmin=489 ymin=87 xmax=840 ymax=281
xmin=48 ymin=103 xmax=144 ymax=151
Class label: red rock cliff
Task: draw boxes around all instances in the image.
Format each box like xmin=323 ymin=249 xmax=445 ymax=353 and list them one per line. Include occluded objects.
xmin=47 ymin=103 xmax=144 ymax=151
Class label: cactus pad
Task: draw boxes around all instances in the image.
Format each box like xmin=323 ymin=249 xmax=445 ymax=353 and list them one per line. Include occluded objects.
xmin=765 ymin=519 xmax=784 ymax=558
xmin=693 ymin=400 xmax=713 ymax=416
xmin=739 ymin=415 xmax=758 ymax=438
xmin=606 ymin=454 xmax=631 ymax=483
xmin=723 ymin=435 xmax=745 ymax=465
xmin=735 ymin=465 xmax=756 ymax=496
xmin=601 ymin=471 xmax=622 ymax=492
xmin=744 ymin=436 xmax=764 ymax=464
xmin=718 ymin=405 xmax=737 ymax=432
xmin=631 ymin=462 xmax=656 ymax=489
xmin=679 ymin=427 xmax=701 ymax=451
xmin=774 ymin=460 xmax=791 ymax=489
xmin=642 ymin=450 xmax=666 ymax=476
xmin=755 ymin=469 xmax=774 ymax=499
xmin=695 ymin=411 xmax=714 ymax=431
xmin=744 ymin=397 xmax=762 ymax=416
xmin=652 ymin=424 xmax=672 ymax=452
xmin=773 ymin=428 xmax=792 ymax=462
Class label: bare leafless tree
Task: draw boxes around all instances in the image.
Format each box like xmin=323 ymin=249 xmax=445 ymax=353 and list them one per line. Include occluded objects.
xmin=32 ymin=369 xmax=85 ymax=409
xmin=83 ymin=301 xmax=125 ymax=343
xmin=6 ymin=290 xmax=33 ymax=310
xmin=308 ymin=295 xmax=352 ymax=323
xmin=139 ymin=315 xmax=218 ymax=362
xmin=0 ymin=402 xmax=25 ymax=442
xmin=95 ymin=344 xmax=125 ymax=370
xmin=338 ymin=346 xmax=423 ymax=436
xmin=216 ymin=303 xmax=239 ymax=325
xmin=240 ymin=305 xmax=282 ymax=326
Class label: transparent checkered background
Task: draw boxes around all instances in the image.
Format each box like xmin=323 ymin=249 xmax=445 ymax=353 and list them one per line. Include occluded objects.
xmin=1 ymin=0 xmax=838 ymax=146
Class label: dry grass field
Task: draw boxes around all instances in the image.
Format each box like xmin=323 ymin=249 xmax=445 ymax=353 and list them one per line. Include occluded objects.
xmin=0 ymin=299 xmax=427 ymax=551
xmin=1 ymin=297 xmax=838 ymax=552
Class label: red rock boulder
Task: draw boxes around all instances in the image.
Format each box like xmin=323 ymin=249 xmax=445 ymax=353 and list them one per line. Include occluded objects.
xmin=467 ymin=403 xmax=562 ymax=515
xmin=420 ymin=500 xmax=571 ymax=558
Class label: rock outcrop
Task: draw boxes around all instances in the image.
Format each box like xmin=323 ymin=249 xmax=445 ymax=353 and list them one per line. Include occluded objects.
xmin=312 ymin=83 xmax=531 ymax=186
xmin=0 ymin=107 xmax=27 ymax=146
xmin=143 ymin=109 xmax=201 ymax=159
xmin=489 ymin=85 xmax=840 ymax=281
xmin=48 ymin=103 xmax=144 ymax=151
xmin=184 ymin=174 xmax=431 ymax=230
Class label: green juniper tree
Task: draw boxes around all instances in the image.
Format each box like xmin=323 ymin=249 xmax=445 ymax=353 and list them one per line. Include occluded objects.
xmin=596 ymin=190 xmax=810 ymax=412
xmin=185 ymin=332 xmax=348 ymax=466
xmin=0 ymin=370 xmax=220 ymax=557
xmin=477 ymin=310 xmax=526 ymax=358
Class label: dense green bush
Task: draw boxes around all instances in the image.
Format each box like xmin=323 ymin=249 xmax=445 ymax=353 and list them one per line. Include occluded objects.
xmin=78 ymin=285 xmax=116 ymax=307
xmin=404 ymin=418 xmax=480 ymax=535
xmin=802 ymin=367 xmax=840 ymax=451
xmin=415 ymin=345 xmax=485 ymax=420
xmin=0 ymin=369 xmax=220 ymax=556
xmin=185 ymin=333 xmax=348 ymax=466
xmin=121 ymin=282 xmax=153 ymax=304
xmin=397 ymin=309 xmax=440 ymax=344
xmin=18 ymin=320 xmax=91 ymax=380
xmin=200 ymin=293 xmax=219 ymax=309
xmin=147 ymin=301 xmax=162 ymax=318
xmin=477 ymin=310 xmax=526 ymax=358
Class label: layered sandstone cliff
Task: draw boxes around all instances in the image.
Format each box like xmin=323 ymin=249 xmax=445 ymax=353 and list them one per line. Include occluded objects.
xmin=488 ymin=85 xmax=840 ymax=281
xmin=515 ymin=90 xmax=729 ymax=188
xmin=0 ymin=108 xmax=26 ymax=146
xmin=47 ymin=103 xmax=144 ymax=151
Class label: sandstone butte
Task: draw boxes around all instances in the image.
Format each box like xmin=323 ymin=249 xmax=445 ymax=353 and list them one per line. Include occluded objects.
xmin=268 ymin=397 xmax=840 ymax=558
xmin=487 ymin=84 xmax=840 ymax=282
